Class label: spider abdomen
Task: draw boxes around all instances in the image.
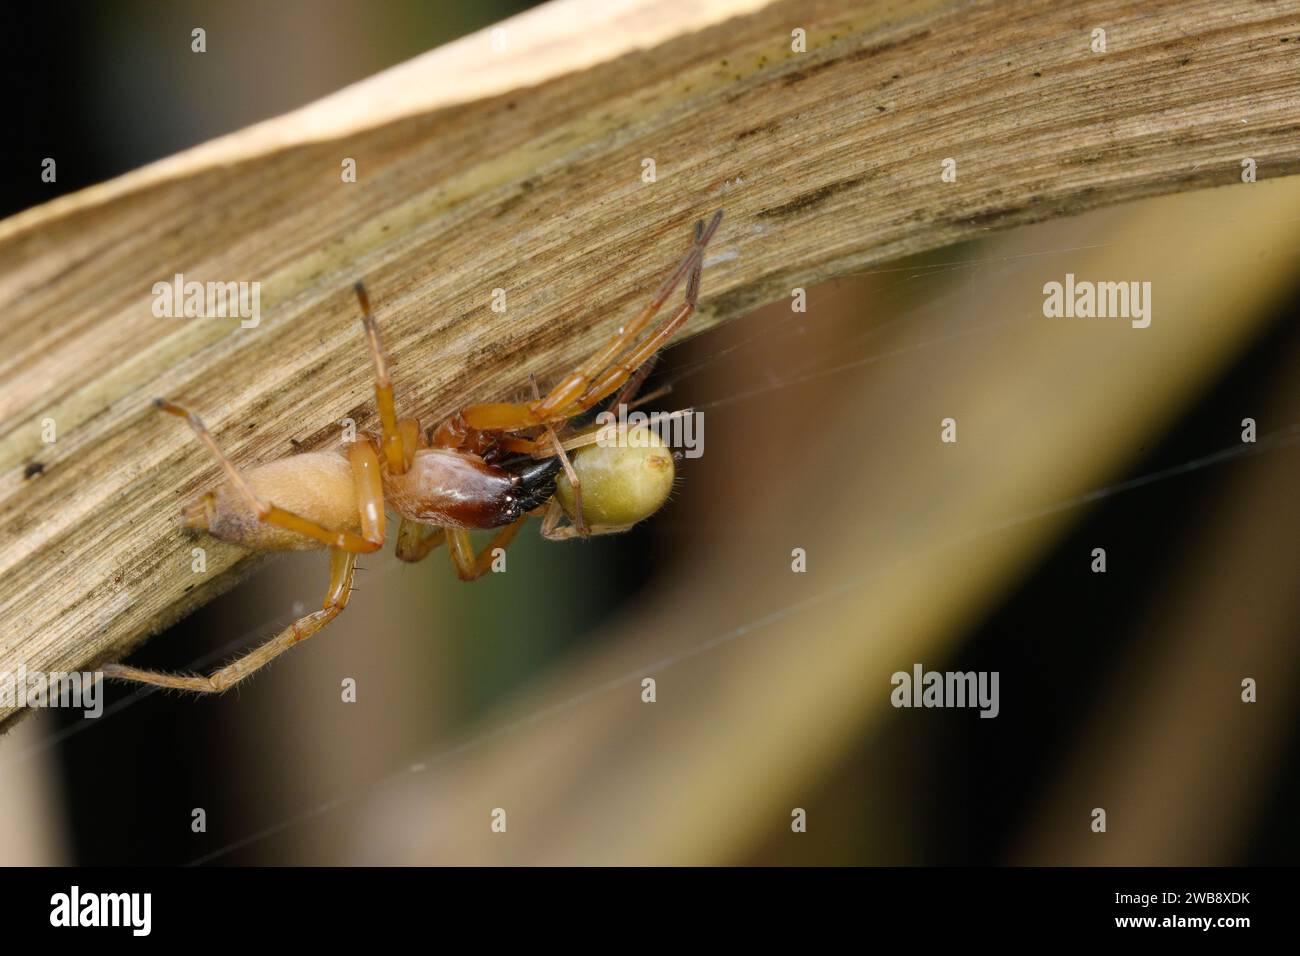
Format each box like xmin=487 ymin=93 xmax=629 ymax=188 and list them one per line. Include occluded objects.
xmin=192 ymin=451 xmax=361 ymax=551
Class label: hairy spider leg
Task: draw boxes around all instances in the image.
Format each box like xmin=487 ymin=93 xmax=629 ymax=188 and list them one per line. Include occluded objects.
xmin=460 ymin=210 xmax=722 ymax=432
xmin=103 ymin=549 xmax=358 ymax=693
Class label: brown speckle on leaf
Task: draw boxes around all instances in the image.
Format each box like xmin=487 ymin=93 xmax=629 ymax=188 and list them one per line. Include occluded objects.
xmin=757 ymin=173 xmax=871 ymax=219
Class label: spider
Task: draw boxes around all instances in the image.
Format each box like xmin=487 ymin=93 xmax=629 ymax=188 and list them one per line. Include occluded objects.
xmin=102 ymin=210 xmax=723 ymax=693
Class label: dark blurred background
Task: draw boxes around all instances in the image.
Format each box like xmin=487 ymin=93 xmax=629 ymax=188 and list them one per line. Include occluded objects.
xmin=2 ymin=1 xmax=1296 ymax=865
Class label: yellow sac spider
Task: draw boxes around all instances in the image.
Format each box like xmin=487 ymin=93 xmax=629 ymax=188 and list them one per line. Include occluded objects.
xmin=104 ymin=210 xmax=723 ymax=693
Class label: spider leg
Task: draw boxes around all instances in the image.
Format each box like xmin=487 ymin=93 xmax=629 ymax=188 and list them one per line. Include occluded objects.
xmin=446 ymin=517 xmax=528 ymax=581
xmin=546 ymin=434 xmax=587 ymax=537
xmin=544 ymin=227 xmax=705 ymax=421
xmin=355 ymin=281 xmax=412 ymax=474
xmin=103 ymin=548 xmax=357 ymax=693
xmin=397 ymin=417 xmax=421 ymax=471
xmin=608 ymin=352 xmax=660 ymax=414
xmin=460 ymin=210 xmax=721 ymax=432
xmin=539 ymin=497 xmax=567 ymax=539
xmin=394 ymin=517 xmax=447 ymax=563
xmin=495 ymin=434 xmax=550 ymax=455
xmin=495 ymin=355 xmax=671 ymax=461
xmin=539 ymin=510 xmax=637 ymax=541
xmin=530 ymin=213 xmax=715 ymax=420
xmin=529 ymin=373 xmax=588 ymax=537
